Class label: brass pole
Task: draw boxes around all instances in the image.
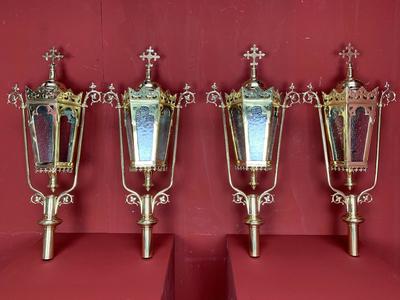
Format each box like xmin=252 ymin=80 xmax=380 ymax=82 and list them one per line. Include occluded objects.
xmin=343 ymin=195 xmax=363 ymax=257
xmin=39 ymin=195 xmax=61 ymax=260
xmin=138 ymin=194 xmax=157 ymax=259
xmin=245 ymin=194 xmax=263 ymax=258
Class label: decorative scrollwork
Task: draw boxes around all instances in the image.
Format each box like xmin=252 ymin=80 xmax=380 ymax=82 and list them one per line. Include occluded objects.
xmin=103 ymin=83 xmax=120 ymax=107
xmin=84 ymin=82 xmax=102 ymax=106
xmin=259 ymin=193 xmax=274 ymax=205
xmin=381 ymin=82 xmax=396 ymax=107
xmin=358 ymin=193 xmax=373 ymax=204
xmin=126 ymin=193 xmax=142 ymax=206
xmin=302 ymin=83 xmax=320 ymax=105
xmin=232 ymin=192 xmax=247 ymax=206
xmin=206 ymin=83 xmax=224 ymax=107
xmin=331 ymin=192 xmax=346 ymax=205
xmin=178 ymin=83 xmax=195 ymax=107
xmin=153 ymin=193 xmax=170 ymax=207
xmin=58 ymin=194 xmax=74 ymax=206
xmin=30 ymin=193 xmax=45 ymax=205
xmin=7 ymin=84 xmax=25 ymax=109
xmin=284 ymin=83 xmax=301 ymax=108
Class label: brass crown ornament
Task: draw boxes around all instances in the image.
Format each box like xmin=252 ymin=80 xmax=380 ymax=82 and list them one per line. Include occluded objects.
xmin=7 ymin=47 xmax=102 ymax=260
xmin=206 ymin=44 xmax=301 ymax=258
xmin=303 ymin=43 xmax=396 ymax=256
xmin=98 ymin=46 xmax=195 ymax=258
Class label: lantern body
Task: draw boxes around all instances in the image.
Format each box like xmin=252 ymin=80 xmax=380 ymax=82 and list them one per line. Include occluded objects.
xmin=322 ymin=86 xmax=378 ymax=172
xmin=25 ymin=82 xmax=82 ymax=173
xmin=226 ymin=84 xmax=281 ymax=170
xmin=123 ymin=83 xmax=176 ymax=171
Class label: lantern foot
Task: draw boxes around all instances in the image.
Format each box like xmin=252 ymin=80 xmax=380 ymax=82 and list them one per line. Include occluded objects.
xmin=342 ymin=194 xmax=363 ymax=257
xmin=137 ymin=194 xmax=158 ymax=259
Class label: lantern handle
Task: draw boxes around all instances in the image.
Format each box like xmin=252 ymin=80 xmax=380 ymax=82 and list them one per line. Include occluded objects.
xmin=258 ymin=84 xmax=299 ymax=199
xmin=153 ymin=84 xmax=195 ymax=199
xmin=206 ymin=83 xmax=248 ymax=201
xmin=303 ymin=83 xmax=346 ymax=198
xmin=357 ymin=83 xmax=395 ymax=201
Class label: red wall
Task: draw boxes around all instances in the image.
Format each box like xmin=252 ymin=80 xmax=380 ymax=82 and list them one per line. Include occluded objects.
xmin=0 ymin=0 xmax=399 ymax=299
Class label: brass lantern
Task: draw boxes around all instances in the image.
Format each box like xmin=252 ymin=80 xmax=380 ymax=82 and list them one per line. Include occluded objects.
xmin=303 ymin=43 xmax=396 ymax=256
xmin=207 ymin=44 xmax=300 ymax=257
xmin=7 ymin=47 xmax=101 ymax=260
xmin=101 ymin=46 xmax=195 ymax=258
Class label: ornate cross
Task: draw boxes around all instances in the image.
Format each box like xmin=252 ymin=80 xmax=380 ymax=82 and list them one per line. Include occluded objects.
xmin=140 ymin=46 xmax=160 ymax=81
xmin=243 ymin=44 xmax=266 ymax=80
xmin=43 ymin=47 xmax=64 ymax=81
xmin=339 ymin=43 xmax=360 ymax=64
xmin=43 ymin=47 xmax=64 ymax=65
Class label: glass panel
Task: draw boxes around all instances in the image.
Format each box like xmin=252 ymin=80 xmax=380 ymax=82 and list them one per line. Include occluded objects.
xmin=229 ymin=107 xmax=245 ymax=161
xmin=246 ymin=106 xmax=267 ymax=161
xmin=350 ymin=107 xmax=369 ymax=162
xmin=327 ymin=107 xmax=344 ymax=161
xmin=156 ymin=107 xmax=172 ymax=162
xmin=59 ymin=108 xmax=77 ymax=163
xmin=135 ymin=105 xmax=156 ymax=162
xmin=32 ymin=105 xmax=55 ymax=164
xmin=124 ymin=109 xmax=135 ymax=161
xmin=267 ymin=106 xmax=279 ymax=161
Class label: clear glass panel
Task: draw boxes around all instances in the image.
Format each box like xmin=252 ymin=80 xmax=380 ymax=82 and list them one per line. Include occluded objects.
xmin=246 ymin=106 xmax=267 ymax=161
xmin=156 ymin=107 xmax=172 ymax=162
xmin=32 ymin=105 xmax=55 ymax=164
xmin=59 ymin=108 xmax=77 ymax=163
xmin=327 ymin=107 xmax=344 ymax=161
xmin=267 ymin=106 xmax=279 ymax=161
xmin=124 ymin=108 xmax=135 ymax=161
xmin=135 ymin=105 xmax=156 ymax=162
xmin=350 ymin=107 xmax=369 ymax=162
xmin=229 ymin=107 xmax=245 ymax=161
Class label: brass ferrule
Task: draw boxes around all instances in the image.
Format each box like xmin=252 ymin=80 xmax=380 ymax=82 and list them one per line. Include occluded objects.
xmin=245 ymin=194 xmax=264 ymax=258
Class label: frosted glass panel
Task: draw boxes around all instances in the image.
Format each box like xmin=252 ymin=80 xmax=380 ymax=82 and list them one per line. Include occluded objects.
xmin=124 ymin=109 xmax=135 ymax=161
xmin=267 ymin=107 xmax=278 ymax=161
xmin=33 ymin=105 xmax=55 ymax=164
xmin=156 ymin=107 xmax=172 ymax=162
xmin=327 ymin=107 xmax=344 ymax=161
xmin=135 ymin=106 xmax=155 ymax=161
xmin=59 ymin=108 xmax=76 ymax=163
xmin=230 ymin=107 xmax=245 ymax=161
xmin=247 ymin=106 xmax=267 ymax=161
xmin=350 ymin=107 xmax=369 ymax=162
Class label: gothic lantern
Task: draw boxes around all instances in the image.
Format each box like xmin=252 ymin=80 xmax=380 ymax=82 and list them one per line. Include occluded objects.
xmin=7 ymin=47 xmax=101 ymax=260
xmin=207 ymin=44 xmax=300 ymax=257
xmin=101 ymin=46 xmax=195 ymax=258
xmin=303 ymin=43 xmax=396 ymax=256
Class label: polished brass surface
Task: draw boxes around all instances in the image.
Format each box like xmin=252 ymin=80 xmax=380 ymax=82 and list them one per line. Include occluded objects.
xmin=207 ymin=44 xmax=300 ymax=257
xmin=100 ymin=47 xmax=195 ymax=258
xmin=7 ymin=47 xmax=101 ymax=260
xmin=303 ymin=43 xmax=396 ymax=256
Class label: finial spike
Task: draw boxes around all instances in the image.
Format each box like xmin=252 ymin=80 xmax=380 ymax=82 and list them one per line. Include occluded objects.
xmin=140 ymin=46 xmax=160 ymax=82
xmin=42 ymin=47 xmax=64 ymax=81
xmin=243 ymin=44 xmax=266 ymax=81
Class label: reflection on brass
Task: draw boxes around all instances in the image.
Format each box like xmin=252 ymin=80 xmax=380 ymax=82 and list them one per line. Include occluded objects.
xmin=98 ymin=47 xmax=195 ymax=258
xmin=7 ymin=47 xmax=101 ymax=260
xmin=207 ymin=44 xmax=300 ymax=258
xmin=303 ymin=43 xmax=396 ymax=256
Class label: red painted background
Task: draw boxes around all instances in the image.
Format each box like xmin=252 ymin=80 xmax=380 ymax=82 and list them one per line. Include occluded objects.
xmin=0 ymin=0 xmax=399 ymax=299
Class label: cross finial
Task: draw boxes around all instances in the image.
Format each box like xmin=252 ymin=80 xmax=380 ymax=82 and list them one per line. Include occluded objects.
xmin=140 ymin=46 xmax=160 ymax=82
xmin=42 ymin=47 xmax=64 ymax=81
xmin=339 ymin=43 xmax=360 ymax=64
xmin=243 ymin=44 xmax=266 ymax=80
